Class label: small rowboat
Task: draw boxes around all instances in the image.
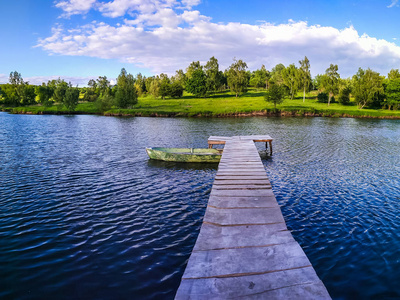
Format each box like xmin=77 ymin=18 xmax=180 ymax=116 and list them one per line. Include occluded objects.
xmin=146 ymin=147 xmax=222 ymax=163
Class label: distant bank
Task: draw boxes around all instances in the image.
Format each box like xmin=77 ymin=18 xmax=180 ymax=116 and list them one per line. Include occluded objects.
xmin=2 ymin=90 xmax=400 ymax=120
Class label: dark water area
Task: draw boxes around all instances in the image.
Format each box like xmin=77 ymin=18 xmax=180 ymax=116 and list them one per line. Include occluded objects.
xmin=0 ymin=112 xmax=399 ymax=299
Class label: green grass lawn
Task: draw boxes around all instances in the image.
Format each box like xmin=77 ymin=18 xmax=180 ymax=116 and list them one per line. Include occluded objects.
xmin=3 ymin=89 xmax=400 ymax=119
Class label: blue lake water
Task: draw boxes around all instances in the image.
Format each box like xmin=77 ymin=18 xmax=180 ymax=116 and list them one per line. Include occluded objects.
xmin=0 ymin=112 xmax=399 ymax=299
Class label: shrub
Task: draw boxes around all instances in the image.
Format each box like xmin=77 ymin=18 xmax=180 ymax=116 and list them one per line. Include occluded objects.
xmin=317 ymin=92 xmax=335 ymax=103
xmin=338 ymin=87 xmax=351 ymax=105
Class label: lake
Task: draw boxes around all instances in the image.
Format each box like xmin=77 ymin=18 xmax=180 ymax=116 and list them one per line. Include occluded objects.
xmin=0 ymin=112 xmax=399 ymax=299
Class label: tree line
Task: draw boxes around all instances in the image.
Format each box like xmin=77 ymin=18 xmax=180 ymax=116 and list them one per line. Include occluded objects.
xmin=1 ymin=56 xmax=400 ymax=111
xmin=0 ymin=68 xmax=138 ymax=111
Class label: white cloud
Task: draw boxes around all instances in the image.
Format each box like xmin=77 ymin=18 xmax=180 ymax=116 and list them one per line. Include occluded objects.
xmin=25 ymin=75 xmax=104 ymax=87
xmin=388 ymin=0 xmax=398 ymax=8
xmin=41 ymin=1 xmax=400 ymax=78
xmin=0 ymin=74 xmax=105 ymax=87
xmin=55 ymin=0 xmax=97 ymax=18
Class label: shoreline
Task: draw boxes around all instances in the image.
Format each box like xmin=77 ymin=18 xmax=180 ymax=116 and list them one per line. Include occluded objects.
xmin=3 ymin=107 xmax=400 ymax=120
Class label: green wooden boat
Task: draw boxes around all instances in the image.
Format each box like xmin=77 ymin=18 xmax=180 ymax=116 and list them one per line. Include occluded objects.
xmin=146 ymin=147 xmax=222 ymax=163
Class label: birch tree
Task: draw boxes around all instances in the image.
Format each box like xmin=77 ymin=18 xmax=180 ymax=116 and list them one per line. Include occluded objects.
xmin=299 ymin=56 xmax=311 ymax=103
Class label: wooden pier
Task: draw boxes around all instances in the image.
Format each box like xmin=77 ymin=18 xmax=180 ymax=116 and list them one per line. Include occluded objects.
xmin=175 ymin=136 xmax=331 ymax=299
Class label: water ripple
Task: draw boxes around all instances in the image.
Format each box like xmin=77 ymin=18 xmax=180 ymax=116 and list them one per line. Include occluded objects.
xmin=1 ymin=114 xmax=400 ymax=299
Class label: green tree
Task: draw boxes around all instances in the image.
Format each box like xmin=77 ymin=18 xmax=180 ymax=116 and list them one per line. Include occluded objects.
xmin=186 ymin=69 xmax=207 ymax=97
xmin=97 ymin=76 xmax=111 ymax=97
xmin=299 ymin=56 xmax=311 ymax=102
xmin=270 ymin=63 xmax=285 ymax=86
xmin=64 ymin=86 xmax=80 ymax=111
xmin=0 ymin=84 xmax=18 ymax=105
xmin=169 ymin=82 xmax=184 ymax=98
xmin=384 ymin=78 xmax=400 ymax=110
xmin=35 ymin=83 xmax=54 ymax=107
xmin=227 ymin=58 xmax=248 ymax=97
xmin=53 ymin=79 xmax=69 ymax=103
xmin=135 ymin=73 xmax=147 ymax=96
xmin=282 ymin=64 xmax=299 ymax=100
xmin=388 ymin=69 xmax=400 ymax=80
xmin=265 ymin=82 xmax=285 ymax=109
xmin=313 ymin=74 xmax=324 ymax=91
xmin=321 ymin=64 xmax=340 ymax=106
xmin=159 ymin=75 xmax=171 ymax=100
xmin=8 ymin=71 xmax=35 ymax=105
xmin=250 ymin=65 xmax=270 ymax=89
xmin=95 ymin=94 xmax=113 ymax=112
xmin=171 ymin=69 xmax=186 ymax=89
xmin=204 ymin=56 xmax=222 ymax=93
xmin=83 ymin=79 xmax=99 ymax=102
xmin=115 ymin=68 xmax=138 ymax=108
xmin=148 ymin=77 xmax=161 ymax=98
xmin=186 ymin=61 xmax=202 ymax=79
xmin=352 ymin=68 xmax=383 ymax=109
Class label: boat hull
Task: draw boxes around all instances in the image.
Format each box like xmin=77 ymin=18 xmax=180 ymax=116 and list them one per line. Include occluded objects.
xmin=146 ymin=147 xmax=221 ymax=163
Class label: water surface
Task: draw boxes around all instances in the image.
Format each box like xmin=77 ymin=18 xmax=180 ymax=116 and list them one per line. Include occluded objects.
xmin=0 ymin=113 xmax=399 ymax=299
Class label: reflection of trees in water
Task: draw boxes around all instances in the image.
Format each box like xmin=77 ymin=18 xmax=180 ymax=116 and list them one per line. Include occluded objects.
xmin=146 ymin=159 xmax=218 ymax=171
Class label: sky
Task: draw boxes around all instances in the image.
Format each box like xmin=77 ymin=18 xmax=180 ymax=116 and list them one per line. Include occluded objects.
xmin=1 ymin=0 xmax=400 ymax=86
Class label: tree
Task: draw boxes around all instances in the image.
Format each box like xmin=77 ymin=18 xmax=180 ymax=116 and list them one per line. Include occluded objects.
xmin=337 ymin=78 xmax=352 ymax=105
xmin=9 ymin=71 xmax=24 ymax=86
xmin=83 ymin=79 xmax=99 ymax=102
xmin=35 ymin=83 xmax=54 ymax=107
xmin=282 ymin=64 xmax=299 ymax=100
xmin=299 ymin=56 xmax=311 ymax=102
xmin=352 ymin=68 xmax=383 ymax=109
xmin=115 ymin=68 xmax=138 ymax=108
xmin=171 ymin=69 xmax=186 ymax=89
xmin=159 ymin=75 xmax=171 ymax=100
xmin=8 ymin=71 xmax=35 ymax=105
xmin=169 ymin=82 xmax=184 ymax=98
xmin=384 ymin=78 xmax=400 ymax=110
xmin=64 ymin=86 xmax=80 ymax=111
xmin=250 ymin=65 xmax=270 ymax=89
xmin=264 ymin=82 xmax=285 ymax=109
xmin=0 ymin=84 xmax=18 ymax=105
xmin=97 ymin=76 xmax=111 ymax=97
xmin=186 ymin=69 xmax=207 ymax=97
xmin=204 ymin=56 xmax=222 ymax=93
xmin=53 ymin=79 xmax=69 ymax=103
xmin=148 ymin=77 xmax=161 ymax=98
xmin=388 ymin=69 xmax=400 ymax=80
xmin=321 ymin=64 xmax=340 ymax=106
xmin=186 ymin=61 xmax=202 ymax=79
xmin=270 ymin=63 xmax=285 ymax=86
xmin=135 ymin=73 xmax=146 ymax=96
xmin=313 ymin=74 xmax=324 ymax=91
xmin=95 ymin=94 xmax=113 ymax=112
xmin=227 ymin=58 xmax=248 ymax=97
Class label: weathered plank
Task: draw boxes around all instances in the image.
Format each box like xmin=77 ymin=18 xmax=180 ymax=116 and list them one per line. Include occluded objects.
xmin=208 ymin=195 xmax=279 ymax=208
xmin=203 ymin=206 xmax=285 ymax=226
xmin=210 ymin=189 xmax=275 ymax=197
xmin=175 ymin=267 xmax=328 ymax=300
xmin=181 ymin=242 xmax=312 ymax=279
xmin=193 ymin=222 xmax=290 ymax=250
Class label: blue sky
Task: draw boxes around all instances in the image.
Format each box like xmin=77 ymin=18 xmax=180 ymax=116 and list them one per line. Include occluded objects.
xmin=1 ymin=0 xmax=400 ymax=85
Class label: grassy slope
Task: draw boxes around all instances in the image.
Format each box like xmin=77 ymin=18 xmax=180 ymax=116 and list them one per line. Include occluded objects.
xmin=4 ymin=90 xmax=400 ymax=118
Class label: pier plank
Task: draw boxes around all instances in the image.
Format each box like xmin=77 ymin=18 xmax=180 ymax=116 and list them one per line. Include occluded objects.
xmin=181 ymin=242 xmax=312 ymax=279
xmin=203 ymin=206 xmax=285 ymax=226
xmin=175 ymin=267 xmax=328 ymax=300
xmin=193 ymin=223 xmax=291 ymax=250
xmin=208 ymin=195 xmax=279 ymax=208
